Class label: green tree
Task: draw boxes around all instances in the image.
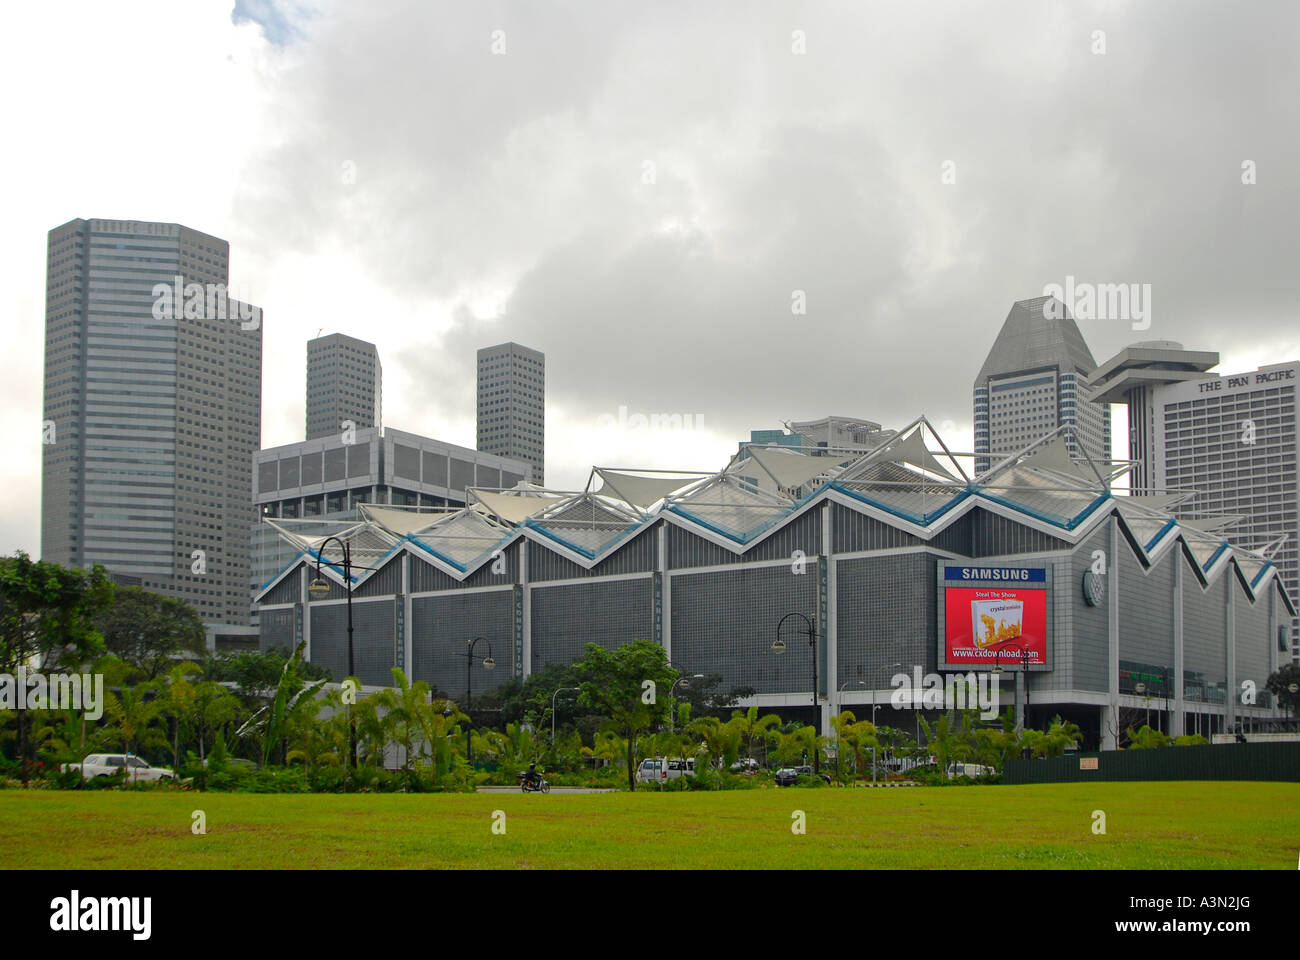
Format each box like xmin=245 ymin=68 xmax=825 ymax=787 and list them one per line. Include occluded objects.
xmin=730 ymin=705 xmax=782 ymax=764
xmin=917 ymin=713 xmax=958 ymax=777
xmin=574 ymin=639 xmax=676 ymax=791
xmin=0 ymin=552 xmax=114 ymax=781
xmin=417 ymin=699 xmax=469 ymax=786
xmin=1126 ymin=724 xmax=1172 ymax=749
xmin=102 ymin=683 xmax=167 ymax=761
xmin=156 ymin=662 xmax=202 ymax=771
xmin=1266 ymin=664 xmax=1300 ymax=716
xmin=688 ymin=715 xmax=743 ymax=771
xmin=372 ymin=668 xmax=435 ymax=786
xmin=93 ymin=586 xmax=204 ymax=681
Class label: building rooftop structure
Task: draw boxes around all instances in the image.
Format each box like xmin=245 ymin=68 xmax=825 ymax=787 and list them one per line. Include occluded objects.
xmin=257 ymin=417 xmax=1290 ymax=606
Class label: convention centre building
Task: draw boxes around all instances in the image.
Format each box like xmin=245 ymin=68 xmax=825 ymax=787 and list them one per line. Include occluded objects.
xmin=254 ymin=419 xmax=1294 ymax=750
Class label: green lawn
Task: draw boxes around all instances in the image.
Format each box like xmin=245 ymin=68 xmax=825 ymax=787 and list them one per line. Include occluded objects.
xmin=1 ymin=782 xmax=1294 ymax=869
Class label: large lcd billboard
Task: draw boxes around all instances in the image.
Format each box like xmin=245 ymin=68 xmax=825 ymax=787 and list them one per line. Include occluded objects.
xmin=938 ymin=566 xmax=1051 ymax=670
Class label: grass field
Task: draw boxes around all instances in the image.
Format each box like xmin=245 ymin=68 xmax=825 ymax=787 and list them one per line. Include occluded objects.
xmin=1 ymin=782 xmax=1294 ymax=869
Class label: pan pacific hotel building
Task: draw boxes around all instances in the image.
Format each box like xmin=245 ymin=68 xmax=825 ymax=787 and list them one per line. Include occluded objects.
xmin=255 ymin=412 xmax=1294 ymax=750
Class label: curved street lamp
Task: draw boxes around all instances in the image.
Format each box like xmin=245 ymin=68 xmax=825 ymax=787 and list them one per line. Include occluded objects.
xmin=551 ymin=685 xmax=579 ymax=745
xmin=772 ymin=612 xmax=820 ymax=774
xmin=668 ymin=673 xmax=704 ymax=733
xmin=989 ymin=638 xmax=1030 ymax=735
xmin=308 ymin=536 xmax=358 ymax=780
xmin=463 ymin=636 xmax=496 ymax=766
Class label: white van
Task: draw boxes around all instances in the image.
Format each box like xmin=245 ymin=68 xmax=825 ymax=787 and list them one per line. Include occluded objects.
xmin=635 ymin=757 xmax=695 ymax=783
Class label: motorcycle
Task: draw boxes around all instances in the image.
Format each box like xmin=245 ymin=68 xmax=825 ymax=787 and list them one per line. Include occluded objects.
xmin=518 ymin=770 xmax=550 ymax=793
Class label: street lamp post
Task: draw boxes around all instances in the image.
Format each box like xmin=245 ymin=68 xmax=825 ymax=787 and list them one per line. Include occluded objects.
xmin=308 ymin=537 xmax=357 ymax=787
xmin=1135 ymin=681 xmax=1150 ymax=731
xmin=990 ymin=640 xmax=1030 ymax=752
xmin=463 ymin=636 xmax=496 ymax=766
xmin=668 ymin=674 xmax=703 ymax=733
xmin=551 ymin=686 xmax=579 ymax=746
xmin=772 ymin=612 xmax=820 ymax=775
xmin=873 ymin=662 xmax=902 ymax=783
xmin=837 ymin=679 xmax=866 ymax=776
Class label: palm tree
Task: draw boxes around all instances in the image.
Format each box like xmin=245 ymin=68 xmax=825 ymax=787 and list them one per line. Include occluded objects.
xmin=417 ymin=699 xmax=469 ymax=786
xmin=372 ymin=668 xmax=435 ymax=785
xmin=731 ymin=705 xmax=782 ymax=764
xmin=102 ymin=683 xmax=167 ymax=762
xmin=155 ymin=662 xmax=202 ymax=772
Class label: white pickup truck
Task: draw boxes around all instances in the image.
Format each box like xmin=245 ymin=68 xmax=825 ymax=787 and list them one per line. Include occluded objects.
xmin=61 ymin=754 xmax=176 ymax=782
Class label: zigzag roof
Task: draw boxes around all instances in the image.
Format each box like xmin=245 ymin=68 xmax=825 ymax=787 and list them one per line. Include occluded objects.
xmin=254 ymin=417 xmax=1294 ymax=614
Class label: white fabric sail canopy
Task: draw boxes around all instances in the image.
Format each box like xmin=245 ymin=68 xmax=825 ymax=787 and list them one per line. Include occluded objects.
xmin=869 ymin=428 xmax=961 ymax=482
xmin=359 ymin=504 xmax=448 ymax=537
xmin=594 ymin=469 xmax=705 ymax=508
xmin=469 ymin=488 xmax=560 ymax=525
xmin=731 ymin=447 xmax=845 ymax=489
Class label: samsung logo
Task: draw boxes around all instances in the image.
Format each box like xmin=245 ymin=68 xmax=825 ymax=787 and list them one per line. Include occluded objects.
xmin=946 ymin=566 xmax=1045 ymax=583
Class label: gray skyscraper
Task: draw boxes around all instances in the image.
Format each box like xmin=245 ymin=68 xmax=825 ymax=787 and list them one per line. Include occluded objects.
xmin=305 ymin=333 xmax=382 ymax=440
xmin=973 ymin=296 xmax=1111 ymax=474
xmin=477 ymin=341 xmax=545 ymax=484
xmin=41 ymin=218 xmax=262 ymax=628
xmin=1092 ymin=349 xmax=1299 ymax=661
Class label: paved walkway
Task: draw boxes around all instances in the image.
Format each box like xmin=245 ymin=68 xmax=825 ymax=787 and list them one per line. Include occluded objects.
xmin=477 ymin=785 xmax=616 ymax=794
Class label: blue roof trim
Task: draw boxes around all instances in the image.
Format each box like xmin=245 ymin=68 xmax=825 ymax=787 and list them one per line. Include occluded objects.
xmin=522 ymin=515 xmax=650 ymax=561
xmin=1250 ymin=561 xmax=1275 ymax=589
xmin=826 ymin=482 xmax=972 ymax=527
xmin=973 ymin=487 xmax=1110 ymax=530
xmin=259 ymin=550 xmax=309 ymax=595
xmin=406 ymin=534 xmax=470 ymax=573
xmin=1202 ymin=541 xmax=1231 ymax=572
xmin=1144 ymin=518 xmax=1178 ymax=552
xmin=523 ymin=518 xmax=599 ymax=559
xmin=665 ymin=502 xmax=792 ymax=545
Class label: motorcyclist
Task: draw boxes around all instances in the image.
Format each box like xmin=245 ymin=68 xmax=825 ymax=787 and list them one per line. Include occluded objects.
xmin=525 ymin=760 xmax=540 ymax=786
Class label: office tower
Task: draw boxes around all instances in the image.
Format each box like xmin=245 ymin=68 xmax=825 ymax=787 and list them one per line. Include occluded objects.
xmin=477 ymin=342 xmax=545 ymax=484
xmin=973 ymin=296 xmax=1111 ymax=474
xmin=1093 ymin=353 xmax=1299 ymax=660
xmin=251 ymin=426 xmax=532 ymax=604
xmin=305 ymin=333 xmax=382 ymax=440
xmin=42 ymin=218 xmax=262 ymax=628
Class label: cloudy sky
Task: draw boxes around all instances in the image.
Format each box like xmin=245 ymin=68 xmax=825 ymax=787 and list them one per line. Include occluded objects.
xmin=3 ymin=0 xmax=1298 ymax=556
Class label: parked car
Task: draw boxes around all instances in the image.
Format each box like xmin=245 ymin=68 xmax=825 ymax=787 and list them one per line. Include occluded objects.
xmin=775 ymin=765 xmax=832 ymax=786
xmin=200 ymin=757 xmax=259 ymax=772
xmin=946 ymin=762 xmax=994 ymax=779
xmin=730 ymin=758 xmax=760 ymax=773
xmin=62 ymin=754 xmax=176 ymax=783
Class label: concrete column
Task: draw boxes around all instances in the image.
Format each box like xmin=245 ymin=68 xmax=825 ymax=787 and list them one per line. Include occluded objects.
xmin=1172 ymin=549 xmax=1185 ymax=737
xmin=300 ymin=564 xmax=311 ymax=661
xmin=520 ymin=540 xmax=531 ymax=678
xmin=823 ymin=501 xmax=836 ymax=735
xmin=1103 ymin=516 xmax=1120 ymax=750
xmin=401 ymin=552 xmax=412 ymax=677
xmin=1226 ymin=577 xmax=1237 ymax=730
xmin=659 ymin=523 xmax=671 ymax=660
